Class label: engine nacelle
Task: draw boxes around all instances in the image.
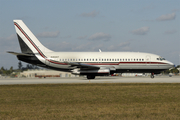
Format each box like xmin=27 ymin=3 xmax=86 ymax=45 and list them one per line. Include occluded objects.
xmin=71 ymin=69 xmax=110 ymax=76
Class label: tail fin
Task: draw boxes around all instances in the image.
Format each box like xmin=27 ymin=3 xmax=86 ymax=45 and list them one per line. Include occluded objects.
xmin=13 ymin=20 xmax=53 ymax=54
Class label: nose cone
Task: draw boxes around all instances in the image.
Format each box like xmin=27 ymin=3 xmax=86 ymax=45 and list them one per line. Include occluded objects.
xmin=167 ymin=61 xmax=175 ymax=68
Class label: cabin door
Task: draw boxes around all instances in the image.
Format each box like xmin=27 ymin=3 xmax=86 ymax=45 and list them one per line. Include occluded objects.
xmin=146 ymin=55 xmax=151 ymax=66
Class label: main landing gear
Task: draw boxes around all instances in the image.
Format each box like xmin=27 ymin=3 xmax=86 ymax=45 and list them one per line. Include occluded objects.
xmin=87 ymin=75 xmax=95 ymax=79
xmin=150 ymin=73 xmax=154 ymax=78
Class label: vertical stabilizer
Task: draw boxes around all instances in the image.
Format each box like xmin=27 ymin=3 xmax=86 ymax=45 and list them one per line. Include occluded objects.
xmin=13 ymin=20 xmax=53 ymax=54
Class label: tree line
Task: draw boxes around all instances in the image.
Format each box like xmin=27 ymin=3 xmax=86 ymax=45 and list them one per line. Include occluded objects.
xmin=0 ymin=61 xmax=39 ymax=76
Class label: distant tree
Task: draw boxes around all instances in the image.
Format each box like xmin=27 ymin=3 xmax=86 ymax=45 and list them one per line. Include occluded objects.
xmin=25 ymin=64 xmax=39 ymax=70
xmin=170 ymin=68 xmax=179 ymax=74
xmin=0 ymin=67 xmax=5 ymax=75
xmin=162 ymin=68 xmax=179 ymax=75
xmin=0 ymin=67 xmax=4 ymax=74
xmin=9 ymin=66 xmax=13 ymax=73
xmin=1 ymin=67 xmax=5 ymax=71
xmin=18 ymin=61 xmax=23 ymax=71
xmin=162 ymin=70 xmax=170 ymax=74
xmin=0 ymin=66 xmax=15 ymax=76
xmin=31 ymin=64 xmax=39 ymax=69
xmin=26 ymin=64 xmax=31 ymax=69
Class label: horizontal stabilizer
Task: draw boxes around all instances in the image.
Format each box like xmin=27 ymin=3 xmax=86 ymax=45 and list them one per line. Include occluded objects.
xmin=7 ymin=51 xmax=34 ymax=56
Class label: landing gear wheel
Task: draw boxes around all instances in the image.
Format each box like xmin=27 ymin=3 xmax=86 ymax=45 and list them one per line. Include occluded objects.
xmin=150 ymin=75 xmax=154 ymax=78
xmin=150 ymin=73 xmax=154 ymax=79
xmin=87 ymin=75 xmax=95 ymax=79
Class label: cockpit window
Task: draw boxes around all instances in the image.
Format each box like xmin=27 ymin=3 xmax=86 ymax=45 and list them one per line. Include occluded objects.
xmin=157 ymin=57 xmax=166 ymax=61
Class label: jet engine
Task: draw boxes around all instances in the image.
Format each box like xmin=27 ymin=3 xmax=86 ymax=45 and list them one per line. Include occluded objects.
xmin=71 ymin=69 xmax=110 ymax=76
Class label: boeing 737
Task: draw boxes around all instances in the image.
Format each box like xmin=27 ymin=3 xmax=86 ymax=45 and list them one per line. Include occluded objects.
xmin=8 ymin=20 xmax=174 ymax=79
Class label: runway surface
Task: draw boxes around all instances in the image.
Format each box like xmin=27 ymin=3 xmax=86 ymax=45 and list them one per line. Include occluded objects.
xmin=0 ymin=76 xmax=180 ymax=85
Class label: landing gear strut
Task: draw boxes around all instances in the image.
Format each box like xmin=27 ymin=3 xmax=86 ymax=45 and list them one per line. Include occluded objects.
xmin=150 ymin=73 xmax=154 ymax=78
xmin=87 ymin=75 xmax=95 ymax=79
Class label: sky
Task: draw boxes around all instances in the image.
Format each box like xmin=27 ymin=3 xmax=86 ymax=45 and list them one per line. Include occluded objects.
xmin=0 ymin=0 xmax=180 ymax=69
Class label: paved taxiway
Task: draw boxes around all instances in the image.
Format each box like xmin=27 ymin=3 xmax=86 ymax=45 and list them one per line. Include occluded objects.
xmin=0 ymin=76 xmax=180 ymax=85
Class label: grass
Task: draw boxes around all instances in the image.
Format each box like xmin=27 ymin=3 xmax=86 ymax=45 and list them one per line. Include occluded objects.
xmin=0 ymin=83 xmax=180 ymax=119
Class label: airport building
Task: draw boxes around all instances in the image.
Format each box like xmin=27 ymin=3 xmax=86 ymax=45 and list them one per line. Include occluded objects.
xmin=19 ymin=69 xmax=79 ymax=78
xmin=19 ymin=69 xmax=151 ymax=78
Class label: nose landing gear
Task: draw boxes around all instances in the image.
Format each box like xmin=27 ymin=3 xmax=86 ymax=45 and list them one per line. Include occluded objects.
xmin=150 ymin=73 xmax=154 ymax=78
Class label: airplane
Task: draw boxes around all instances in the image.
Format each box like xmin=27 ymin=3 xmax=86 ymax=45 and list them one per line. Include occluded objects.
xmin=8 ymin=20 xmax=174 ymax=79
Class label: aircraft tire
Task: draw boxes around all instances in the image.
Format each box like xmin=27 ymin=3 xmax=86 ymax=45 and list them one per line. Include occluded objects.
xmin=150 ymin=75 xmax=154 ymax=78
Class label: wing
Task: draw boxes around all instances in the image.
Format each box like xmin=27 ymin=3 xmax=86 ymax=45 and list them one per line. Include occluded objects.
xmin=64 ymin=61 xmax=100 ymax=69
xmin=64 ymin=61 xmax=116 ymax=71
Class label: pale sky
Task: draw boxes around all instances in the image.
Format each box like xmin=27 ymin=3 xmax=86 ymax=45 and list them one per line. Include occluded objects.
xmin=0 ymin=0 xmax=180 ymax=69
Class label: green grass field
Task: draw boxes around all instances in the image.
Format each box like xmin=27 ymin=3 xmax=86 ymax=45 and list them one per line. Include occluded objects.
xmin=0 ymin=83 xmax=180 ymax=120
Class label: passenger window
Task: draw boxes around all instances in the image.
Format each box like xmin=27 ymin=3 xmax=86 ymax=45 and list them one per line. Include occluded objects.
xmin=128 ymin=59 xmax=130 ymax=61
xmin=142 ymin=59 xmax=144 ymax=61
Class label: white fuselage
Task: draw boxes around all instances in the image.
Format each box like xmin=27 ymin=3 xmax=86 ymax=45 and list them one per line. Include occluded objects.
xmin=36 ymin=51 xmax=174 ymax=73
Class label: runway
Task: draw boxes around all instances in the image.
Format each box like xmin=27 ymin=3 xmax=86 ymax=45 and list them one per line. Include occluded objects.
xmin=0 ymin=76 xmax=180 ymax=85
